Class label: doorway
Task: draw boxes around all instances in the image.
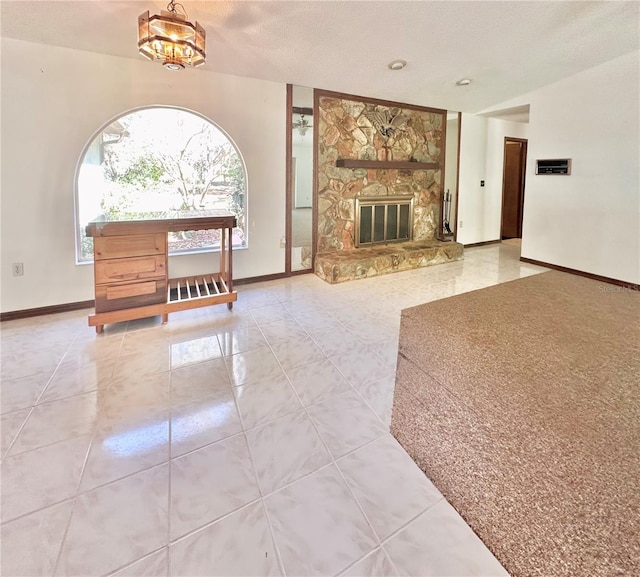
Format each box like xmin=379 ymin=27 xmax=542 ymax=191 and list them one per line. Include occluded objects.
xmin=286 ymin=84 xmax=314 ymax=274
xmin=501 ymin=138 xmax=527 ymax=239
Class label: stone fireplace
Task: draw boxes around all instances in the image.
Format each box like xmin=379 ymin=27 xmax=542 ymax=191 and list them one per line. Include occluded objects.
xmin=314 ymin=91 xmax=463 ymax=283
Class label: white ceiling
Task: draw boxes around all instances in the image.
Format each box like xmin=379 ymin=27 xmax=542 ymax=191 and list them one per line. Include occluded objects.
xmin=1 ymin=1 xmax=638 ymax=113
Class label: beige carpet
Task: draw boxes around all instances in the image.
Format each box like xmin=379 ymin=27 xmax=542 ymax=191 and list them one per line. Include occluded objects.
xmin=391 ymin=271 xmax=639 ymax=577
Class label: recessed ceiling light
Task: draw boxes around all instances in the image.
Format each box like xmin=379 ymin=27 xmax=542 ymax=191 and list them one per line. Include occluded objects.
xmin=388 ymin=60 xmax=407 ymax=71
xmin=456 ymin=78 xmax=472 ymax=86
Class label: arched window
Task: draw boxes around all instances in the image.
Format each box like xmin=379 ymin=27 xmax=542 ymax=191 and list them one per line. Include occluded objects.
xmin=76 ymin=107 xmax=247 ymax=262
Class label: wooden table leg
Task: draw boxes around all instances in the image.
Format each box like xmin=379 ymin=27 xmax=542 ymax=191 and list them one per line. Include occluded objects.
xmin=228 ymin=226 xmax=233 ymax=294
xmin=96 ymin=325 xmax=104 ymax=334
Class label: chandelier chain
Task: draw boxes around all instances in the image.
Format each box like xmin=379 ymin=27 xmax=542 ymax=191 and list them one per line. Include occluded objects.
xmin=167 ymin=0 xmax=187 ymax=17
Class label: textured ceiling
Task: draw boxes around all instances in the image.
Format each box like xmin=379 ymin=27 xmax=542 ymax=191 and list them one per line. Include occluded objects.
xmin=1 ymin=1 xmax=638 ymax=112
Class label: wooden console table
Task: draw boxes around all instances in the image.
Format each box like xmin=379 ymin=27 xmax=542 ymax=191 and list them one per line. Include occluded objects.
xmin=86 ymin=213 xmax=237 ymax=333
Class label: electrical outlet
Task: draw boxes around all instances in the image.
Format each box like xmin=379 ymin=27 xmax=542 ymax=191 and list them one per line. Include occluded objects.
xmin=280 ymin=236 xmax=286 ymax=248
xmin=12 ymin=262 xmax=24 ymax=276
xmin=459 ymin=220 xmax=463 ymax=229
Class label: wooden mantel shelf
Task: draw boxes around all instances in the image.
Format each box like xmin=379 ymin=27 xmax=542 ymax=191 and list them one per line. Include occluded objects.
xmin=335 ymin=159 xmax=439 ymax=170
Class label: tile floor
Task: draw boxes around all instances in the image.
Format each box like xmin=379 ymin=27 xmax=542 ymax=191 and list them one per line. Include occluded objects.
xmin=0 ymin=242 xmax=545 ymax=576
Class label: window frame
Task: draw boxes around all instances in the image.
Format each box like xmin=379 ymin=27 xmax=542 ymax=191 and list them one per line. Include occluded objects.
xmin=74 ymin=105 xmax=248 ymax=265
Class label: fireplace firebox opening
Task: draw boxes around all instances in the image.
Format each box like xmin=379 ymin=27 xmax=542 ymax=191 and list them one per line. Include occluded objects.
xmin=355 ymin=195 xmax=414 ymax=247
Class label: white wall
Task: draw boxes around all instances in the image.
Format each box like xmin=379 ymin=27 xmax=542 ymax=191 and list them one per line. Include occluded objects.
xmin=520 ymin=51 xmax=639 ymax=284
xmin=480 ymin=51 xmax=640 ymax=283
xmin=457 ymin=114 xmax=529 ymax=245
xmin=292 ymin=141 xmax=313 ymax=207
xmin=0 ymin=38 xmax=286 ymax=312
xmin=292 ymin=85 xmax=313 ymax=109
xmin=456 ymin=114 xmax=488 ymax=244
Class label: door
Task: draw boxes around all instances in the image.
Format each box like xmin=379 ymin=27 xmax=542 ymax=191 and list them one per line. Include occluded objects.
xmin=501 ymin=138 xmax=527 ymax=239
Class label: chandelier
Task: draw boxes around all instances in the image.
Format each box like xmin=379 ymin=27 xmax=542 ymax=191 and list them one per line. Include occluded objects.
xmin=293 ymin=114 xmax=313 ymax=136
xmin=138 ymin=1 xmax=206 ymax=70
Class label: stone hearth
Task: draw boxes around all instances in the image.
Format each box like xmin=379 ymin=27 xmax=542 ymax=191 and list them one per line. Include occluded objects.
xmin=315 ymin=240 xmax=463 ymax=284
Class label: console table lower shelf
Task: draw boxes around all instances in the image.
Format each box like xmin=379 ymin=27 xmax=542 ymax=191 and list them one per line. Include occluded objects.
xmin=89 ymin=273 xmax=237 ymax=333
